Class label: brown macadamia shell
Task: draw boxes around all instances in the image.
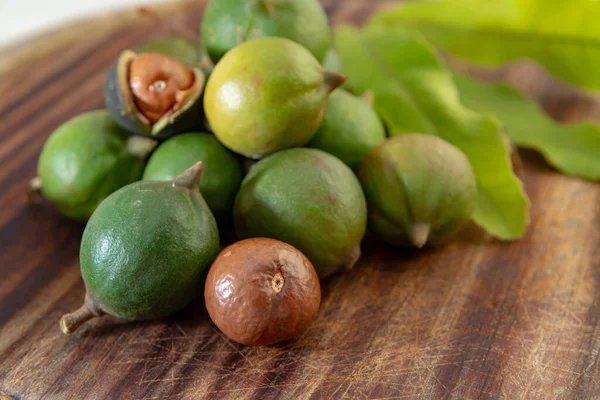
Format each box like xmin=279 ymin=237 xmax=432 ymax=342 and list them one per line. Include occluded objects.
xmin=205 ymin=238 xmax=321 ymax=346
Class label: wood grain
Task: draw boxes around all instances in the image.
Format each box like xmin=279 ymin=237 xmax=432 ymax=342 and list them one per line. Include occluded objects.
xmin=1 ymin=0 xmax=599 ymax=399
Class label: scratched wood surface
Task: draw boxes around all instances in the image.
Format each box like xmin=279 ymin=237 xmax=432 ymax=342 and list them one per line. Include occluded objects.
xmin=1 ymin=0 xmax=599 ymax=399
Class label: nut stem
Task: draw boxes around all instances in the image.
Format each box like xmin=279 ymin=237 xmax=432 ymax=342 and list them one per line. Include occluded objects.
xmin=59 ymin=297 xmax=104 ymax=335
xmin=410 ymin=223 xmax=430 ymax=248
xmin=27 ymin=176 xmax=42 ymax=203
xmin=343 ymin=244 xmax=362 ymax=270
xmin=271 ymin=270 xmax=284 ymax=293
xmin=172 ymin=162 xmax=203 ymax=189
xmin=323 ymin=70 xmax=348 ymax=93
xmin=126 ymin=136 xmax=158 ymax=159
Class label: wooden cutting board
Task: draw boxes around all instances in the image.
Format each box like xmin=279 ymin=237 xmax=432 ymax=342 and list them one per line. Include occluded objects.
xmin=1 ymin=0 xmax=599 ymax=398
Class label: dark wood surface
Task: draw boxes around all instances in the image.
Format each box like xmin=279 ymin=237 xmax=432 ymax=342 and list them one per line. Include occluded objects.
xmin=1 ymin=0 xmax=599 ymax=398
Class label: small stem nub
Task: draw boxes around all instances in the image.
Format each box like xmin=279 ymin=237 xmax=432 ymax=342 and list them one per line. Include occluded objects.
xmin=323 ymin=70 xmax=348 ymax=93
xmin=271 ymin=271 xmax=284 ymax=293
xmin=343 ymin=244 xmax=362 ymax=270
xmin=127 ymin=136 xmax=158 ymax=159
xmin=60 ymin=304 xmax=97 ymax=335
xmin=27 ymin=177 xmax=42 ymax=203
xmin=410 ymin=223 xmax=430 ymax=248
xmin=172 ymin=162 xmax=203 ymax=189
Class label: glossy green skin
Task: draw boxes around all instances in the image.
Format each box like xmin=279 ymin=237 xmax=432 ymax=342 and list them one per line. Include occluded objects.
xmin=205 ymin=37 xmax=332 ymax=158
xmin=80 ymin=180 xmax=220 ymax=321
xmin=201 ymin=0 xmax=330 ymax=63
xmin=142 ymin=133 xmax=244 ymax=225
xmin=307 ymin=90 xmax=386 ymax=172
xmin=359 ymin=134 xmax=477 ymax=247
xmin=37 ymin=110 xmax=147 ymax=221
xmin=234 ymin=148 xmax=367 ymax=278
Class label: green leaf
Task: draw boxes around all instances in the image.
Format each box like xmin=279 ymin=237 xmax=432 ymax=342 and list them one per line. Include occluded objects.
xmin=335 ymin=25 xmax=529 ymax=240
xmin=453 ymin=72 xmax=600 ymax=180
xmin=373 ymin=0 xmax=600 ymax=90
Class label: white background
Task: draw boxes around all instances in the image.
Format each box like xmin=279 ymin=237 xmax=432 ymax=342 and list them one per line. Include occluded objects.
xmin=0 ymin=0 xmax=166 ymax=48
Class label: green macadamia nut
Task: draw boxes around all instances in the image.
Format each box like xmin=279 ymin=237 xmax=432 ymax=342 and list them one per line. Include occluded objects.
xmin=204 ymin=37 xmax=346 ymax=159
xmin=36 ymin=110 xmax=156 ymax=220
xmin=59 ymin=163 xmax=220 ymax=334
xmin=201 ymin=0 xmax=331 ymax=63
xmin=234 ymin=148 xmax=367 ymax=278
xmin=308 ymin=89 xmax=386 ymax=172
xmin=143 ymin=132 xmax=244 ymax=226
xmin=359 ymin=134 xmax=477 ymax=248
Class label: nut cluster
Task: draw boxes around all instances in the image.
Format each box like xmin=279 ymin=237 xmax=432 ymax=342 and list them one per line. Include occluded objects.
xmin=32 ymin=0 xmax=478 ymax=347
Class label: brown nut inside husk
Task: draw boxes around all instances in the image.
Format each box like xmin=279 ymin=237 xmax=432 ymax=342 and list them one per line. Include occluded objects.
xmin=205 ymin=238 xmax=321 ymax=346
xmin=128 ymin=53 xmax=196 ymax=124
xmin=104 ymin=50 xmax=206 ymax=139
